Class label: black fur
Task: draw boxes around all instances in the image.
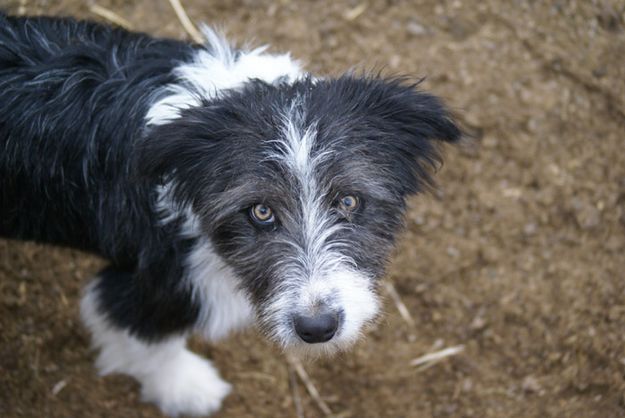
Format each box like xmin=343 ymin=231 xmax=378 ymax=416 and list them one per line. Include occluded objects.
xmin=0 ymin=13 xmax=202 ymax=338
xmin=0 ymin=13 xmax=461 ymax=342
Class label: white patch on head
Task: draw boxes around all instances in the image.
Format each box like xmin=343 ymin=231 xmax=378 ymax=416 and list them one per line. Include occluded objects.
xmin=146 ymin=26 xmax=303 ymax=126
xmin=262 ymin=113 xmax=381 ymax=356
xmin=80 ymin=282 xmax=231 ymax=417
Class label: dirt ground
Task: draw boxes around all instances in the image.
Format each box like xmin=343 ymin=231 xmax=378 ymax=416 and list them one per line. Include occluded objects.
xmin=1 ymin=0 xmax=624 ymax=417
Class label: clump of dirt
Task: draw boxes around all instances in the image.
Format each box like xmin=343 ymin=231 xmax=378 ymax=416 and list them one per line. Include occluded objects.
xmin=2 ymin=1 xmax=624 ymax=417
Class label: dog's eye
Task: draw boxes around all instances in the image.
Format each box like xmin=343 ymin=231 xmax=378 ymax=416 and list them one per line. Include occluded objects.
xmin=337 ymin=195 xmax=360 ymax=212
xmin=249 ymin=203 xmax=275 ymax=225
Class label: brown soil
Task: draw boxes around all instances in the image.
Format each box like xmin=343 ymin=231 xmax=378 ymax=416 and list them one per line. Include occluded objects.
xmin=1 ymin=1 xmax=625 ymax=417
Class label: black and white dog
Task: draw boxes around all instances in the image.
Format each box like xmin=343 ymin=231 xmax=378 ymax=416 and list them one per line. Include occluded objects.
xmin=0 ymin=13 xmax=460 ymax=416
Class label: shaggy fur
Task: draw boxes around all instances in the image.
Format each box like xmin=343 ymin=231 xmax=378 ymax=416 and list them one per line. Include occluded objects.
xmin=0 ymin=13 xmax=460 ymax=416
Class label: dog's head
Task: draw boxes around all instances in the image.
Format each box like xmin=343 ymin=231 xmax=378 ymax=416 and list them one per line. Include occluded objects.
xmin=140 ymin=75 xmax=460 ymax=356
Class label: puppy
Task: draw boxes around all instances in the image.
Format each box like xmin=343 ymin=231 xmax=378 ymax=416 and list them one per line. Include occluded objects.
xmin=0 ymin=13 xmax=461 ymax=417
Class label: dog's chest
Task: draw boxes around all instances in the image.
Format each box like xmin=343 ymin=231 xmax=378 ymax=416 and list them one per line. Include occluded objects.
xmin=186 ymin=240 xmax=255 ymax=341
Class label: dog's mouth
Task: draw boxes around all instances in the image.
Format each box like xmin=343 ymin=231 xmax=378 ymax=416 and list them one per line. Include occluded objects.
xmin=254 ymin=267 xmax=381 ymax=358
xmin=257 ymin=303 xmax=379 ymax=360
xmin=279 ymin=330 xmax=354 ymax=359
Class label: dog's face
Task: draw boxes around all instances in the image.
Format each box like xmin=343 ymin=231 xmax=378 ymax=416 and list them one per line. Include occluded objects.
xmin=141 ymin=76 xmax=460 ymax=356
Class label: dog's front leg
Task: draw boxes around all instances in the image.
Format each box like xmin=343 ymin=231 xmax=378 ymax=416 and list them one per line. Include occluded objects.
xmin=80 ymin=268 xmax=231 ymax=417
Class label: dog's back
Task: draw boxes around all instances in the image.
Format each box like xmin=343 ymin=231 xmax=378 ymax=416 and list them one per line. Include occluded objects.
xmin=0 ymin=14 xmax=195 ymax=259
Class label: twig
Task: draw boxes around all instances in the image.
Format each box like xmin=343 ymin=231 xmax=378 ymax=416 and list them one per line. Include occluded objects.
xmin=343 ymin=3 xmax=368 ymax=21
xmin=287 ymin=355 xmax=333 ymax=416
xmin=410 ymin=345 xmax=465 ymax=372
xmin=51 ymin=379 xmax=68 ymax=396
xmin=235 ymin=371 xmax=277 ymax=383
xmin=89 ymin=5 xmax=133 ymax=30
xmin=288 ymin=363 xmax=306 ymax=418
xmin=382 ymin=280 xmax=415 ymax=326
xmin=167 ymin=0 xmax=204 ymax=43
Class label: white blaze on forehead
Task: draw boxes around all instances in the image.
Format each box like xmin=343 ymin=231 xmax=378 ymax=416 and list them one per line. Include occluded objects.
xmin=284 ymin=119 xmax=314 ymax=178
xmin=146 ymin=26 xmax=303 ymax=126
xmin=272 ymin=112 xmax=343 ymax=278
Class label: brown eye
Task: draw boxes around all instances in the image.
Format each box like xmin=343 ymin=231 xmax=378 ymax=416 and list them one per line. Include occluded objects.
xmin=250 ymin=203 xmax=275 ymax=225
xmin=338 ymin=195 xmax=360 ymax=212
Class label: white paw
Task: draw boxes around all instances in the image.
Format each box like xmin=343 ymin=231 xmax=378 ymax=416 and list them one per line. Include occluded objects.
xmin=139 ymin=350 xmax=231 ymax=417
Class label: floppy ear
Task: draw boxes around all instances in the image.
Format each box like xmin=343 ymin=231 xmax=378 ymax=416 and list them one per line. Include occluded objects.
xmin=321 ymin=75 xmax=462 ymax=195
xmin=136 ymin=103 xmax=240 ymax=206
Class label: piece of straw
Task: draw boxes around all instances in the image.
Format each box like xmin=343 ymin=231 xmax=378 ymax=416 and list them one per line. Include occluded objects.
xmin=167 ymin=0 xmax=204 ymax=43
xmin=382 ymin=280 xmax=415 ymax=326
xmin=287 ymin=355 xmax=333 ymax=416
xmin=410 ymin=345 xmax=465 ymax=372
xmin=51 ymin=379 xmax=68 ymax=396
xmin=89 ymin=5 xmax=133 ymax=30
xmin=343 ymin=3 xmax=368 ymax=21
xmin=288 ymin=363 xmax=306 ymax=418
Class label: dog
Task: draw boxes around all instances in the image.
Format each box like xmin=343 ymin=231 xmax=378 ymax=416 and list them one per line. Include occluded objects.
xmin=0 ymin=12 xmax=461 ymax=417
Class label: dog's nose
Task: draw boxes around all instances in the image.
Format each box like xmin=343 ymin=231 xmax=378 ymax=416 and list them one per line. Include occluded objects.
xmin=293 ymin=311 xmax=339 ymax=343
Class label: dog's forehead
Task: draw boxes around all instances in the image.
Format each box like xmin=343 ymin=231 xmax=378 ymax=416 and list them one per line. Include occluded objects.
xmin=227 ymin=117 xmax=392 ymax=204
xmin=215 ymin=78 xmax=366 ymax=143
xmin=186 ymin=78 xmax=409 ymax=211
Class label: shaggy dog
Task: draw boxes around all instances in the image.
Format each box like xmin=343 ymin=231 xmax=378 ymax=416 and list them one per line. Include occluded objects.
xmin=0 ymin=13 xmax=460 ymax=416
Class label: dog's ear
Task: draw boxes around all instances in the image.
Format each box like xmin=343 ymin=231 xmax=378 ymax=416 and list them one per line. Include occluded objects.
xmin=321 ymin=75 xmax=462 ymax=195
xmin=136 ymin=103 xmax=237 ymax=205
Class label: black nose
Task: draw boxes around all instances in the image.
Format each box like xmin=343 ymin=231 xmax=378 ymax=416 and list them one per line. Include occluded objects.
xmin=293 ymin=311 xmax=339 ymax=343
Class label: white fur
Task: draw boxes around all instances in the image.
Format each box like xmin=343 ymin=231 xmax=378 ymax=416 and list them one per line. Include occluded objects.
xmin=185 ymin=238 xmax=255 ymax=341
xmin=139 ymin=348 xmax=231 ymax=417
xmin=80 ymin=282 xmax=231 ymax=416
xmin=155 ymin=180 xmax=255 ymax=341
xmin=146 ymin=27 xmax=303 ymax=126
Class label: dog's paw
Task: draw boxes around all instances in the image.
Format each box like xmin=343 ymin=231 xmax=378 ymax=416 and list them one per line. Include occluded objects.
xmin=140 ymin=349 xmax=231 ymax=417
